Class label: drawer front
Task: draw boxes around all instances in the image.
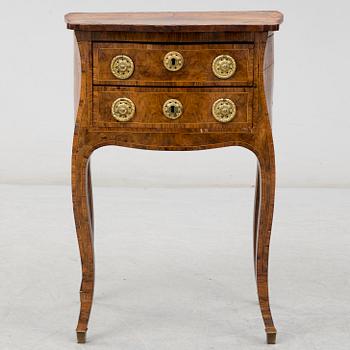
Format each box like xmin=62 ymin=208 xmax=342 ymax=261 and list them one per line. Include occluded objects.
xmin=93 ymin=87 xmax=253 ymax=133
xmin=93 ymin=43 xmax=254 ymax=86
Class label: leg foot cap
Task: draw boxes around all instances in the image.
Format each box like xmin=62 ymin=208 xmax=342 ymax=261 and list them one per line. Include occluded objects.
xmin=77 ymin=331 xmax=86 ymax=344
xmin=266 ymin=332 xmax=276 ymax=344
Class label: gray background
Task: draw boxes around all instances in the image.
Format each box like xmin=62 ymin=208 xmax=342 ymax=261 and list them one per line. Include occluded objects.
xmin=1 ymin=1 xmax=350 ymax=350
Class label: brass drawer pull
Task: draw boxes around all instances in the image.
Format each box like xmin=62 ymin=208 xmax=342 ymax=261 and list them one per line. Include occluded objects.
xmin=212 ymin=98 xmax=236 ymax=123
xmin=212 ymin=55 xmax=236 ymax=79
xmin=163 ymin=99 xmax=183 ymax=119
xmin=111 ymin=98 xmax=135 ymax=121
xmin=110 ymin=55 xmax=134 ymax=79
xmin=164 ymin=51 xmax=184 ymax=71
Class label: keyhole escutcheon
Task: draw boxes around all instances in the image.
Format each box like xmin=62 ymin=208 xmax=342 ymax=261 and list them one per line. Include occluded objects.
xmin=164 ymin=51 xmax=184 ymax=71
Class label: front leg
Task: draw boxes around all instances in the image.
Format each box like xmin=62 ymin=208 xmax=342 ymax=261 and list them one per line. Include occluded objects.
xmin=72 ymin=147 xmax=95 ymax=343
xmin=255 ymin=135 xmax=276 ymax=344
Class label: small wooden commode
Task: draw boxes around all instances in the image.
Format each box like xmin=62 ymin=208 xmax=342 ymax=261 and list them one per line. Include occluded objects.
xmin=65 ymin=11 xmax=283 ymax=345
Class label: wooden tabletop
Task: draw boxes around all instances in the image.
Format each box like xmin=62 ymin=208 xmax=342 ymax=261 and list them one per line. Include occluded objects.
xmin=65 ymin=11 xmax=283 ymax=32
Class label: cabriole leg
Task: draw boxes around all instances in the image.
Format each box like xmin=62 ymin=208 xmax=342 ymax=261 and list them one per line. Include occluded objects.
xmin=72 ymin=150 xmax=95 ymax=343
xmin=255 ymin=140 xmax=276 ymax=344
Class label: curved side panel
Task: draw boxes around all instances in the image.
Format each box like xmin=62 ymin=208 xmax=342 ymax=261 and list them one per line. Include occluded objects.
xmin=73 ymin=32 xmax=91 ymax=130
xmin=253 ymin=32 xmax=272 ymax=129
xmin=263 ymin=34 xmax=274 ymax=122
xmin=74 ymin=36 xmax=81 ymax=120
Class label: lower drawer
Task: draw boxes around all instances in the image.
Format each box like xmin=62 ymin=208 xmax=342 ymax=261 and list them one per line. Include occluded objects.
xmin=92 ymin=87 xmax=253 ymax=133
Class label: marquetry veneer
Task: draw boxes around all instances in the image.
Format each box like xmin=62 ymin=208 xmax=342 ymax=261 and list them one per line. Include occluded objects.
xmin=65 ymin=10 xmax=283 ymax=345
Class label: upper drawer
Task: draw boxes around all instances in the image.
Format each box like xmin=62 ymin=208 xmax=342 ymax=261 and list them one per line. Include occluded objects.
xmin=93 ymin=43 xmax=254 ymax=86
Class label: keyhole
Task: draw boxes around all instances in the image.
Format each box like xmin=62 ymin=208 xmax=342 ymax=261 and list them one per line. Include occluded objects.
xmin=170 ymin=105 xmax=175 ymax=114
xmin=171 ymin=58 xmax=176 ymax=66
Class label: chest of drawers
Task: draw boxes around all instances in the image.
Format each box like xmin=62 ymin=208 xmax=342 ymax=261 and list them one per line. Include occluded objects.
xmin=65 ymin=11 xmax=283 ymax=344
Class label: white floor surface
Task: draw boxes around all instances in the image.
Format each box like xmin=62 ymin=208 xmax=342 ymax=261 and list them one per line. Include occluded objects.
xmin=1 ymin=185 xmax=350 ymax=349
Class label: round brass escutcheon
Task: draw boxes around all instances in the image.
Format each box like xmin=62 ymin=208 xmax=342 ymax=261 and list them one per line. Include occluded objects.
xmin=212 ymin=98 xmax=236 ymax=123
xmin=110 ymin=55 xmax=134 ymax=79
xmin=163 ymin=99 xmax=183 ymax=119
xmin=111 ymin=98 xmax=135 ymax=122
xmin=163 ymin=51 xmax=184 ymax=71
xmin=212 ymin=55 xmax=236 ymax=79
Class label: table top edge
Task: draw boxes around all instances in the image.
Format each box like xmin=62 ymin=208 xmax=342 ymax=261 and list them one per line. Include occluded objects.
xmin=64 ymin=11 xmax=283 ymax=32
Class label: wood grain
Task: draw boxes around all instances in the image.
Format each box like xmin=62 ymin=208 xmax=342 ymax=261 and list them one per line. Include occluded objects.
xmin=65 ymin=11 xmax=283 ymax=32
xmin=93 ymin=43 xmax=254 ymax=86
xmin=72 ymin=37 xmax=94 ymax=345
xmin=68 ymin=11 xmax=283 ymax=345
xmin=91 ymin=31 xmax=255 ymax=43
xmin=92 ymin=87 xmax=253 ymax=133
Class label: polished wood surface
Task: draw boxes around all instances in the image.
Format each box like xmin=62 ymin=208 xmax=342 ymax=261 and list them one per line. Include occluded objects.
xmin=93 ymin=43 xmax=254 ymax=86
xmin=93 ymin=87 xmax=252 ymax=132
xmin=91 ymin=30 xmax=255 ymax=43
xmin=65 ymin=11 xmax=283 ymax=32
xmin=67 ymin=11 xmax=283 ymax=345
